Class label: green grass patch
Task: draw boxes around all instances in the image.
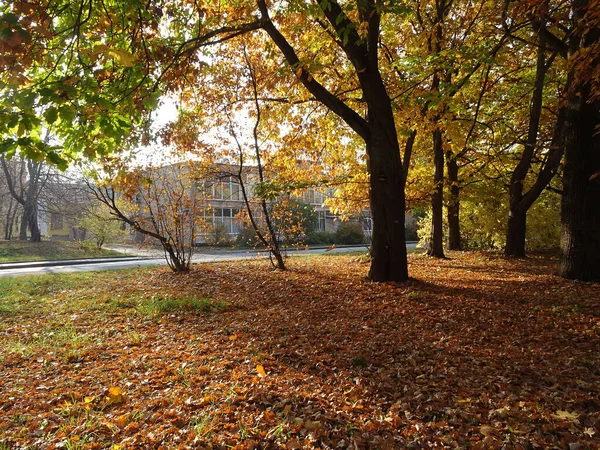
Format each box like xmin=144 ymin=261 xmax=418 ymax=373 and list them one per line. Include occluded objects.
xmin=0 ymin=240 xmax=124 ymax=263
xmin=137 ymin=295 xmax=228 ymax=316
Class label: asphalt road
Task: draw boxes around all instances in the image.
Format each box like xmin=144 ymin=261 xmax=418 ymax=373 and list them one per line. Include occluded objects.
xmin=0 ymin=244 xmax=418 ymax=278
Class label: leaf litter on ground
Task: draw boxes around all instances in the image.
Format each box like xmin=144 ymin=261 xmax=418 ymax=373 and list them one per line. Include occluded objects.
xmin=0 ymin=252 xmax=598 ymax=449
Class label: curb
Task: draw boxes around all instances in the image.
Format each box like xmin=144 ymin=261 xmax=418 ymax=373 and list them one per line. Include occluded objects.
xmin=0 ymin=256 xmax=148 ymax=271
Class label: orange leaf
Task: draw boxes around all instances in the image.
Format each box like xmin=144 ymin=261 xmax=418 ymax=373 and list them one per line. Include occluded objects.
xmin=256 ymin=364 xmax=267 ymax=377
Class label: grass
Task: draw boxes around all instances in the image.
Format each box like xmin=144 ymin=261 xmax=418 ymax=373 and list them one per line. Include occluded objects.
xmin=0 ymin=240 xmax=124 ymax=263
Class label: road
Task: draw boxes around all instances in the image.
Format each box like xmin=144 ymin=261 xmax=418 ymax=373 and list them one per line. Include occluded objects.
xmin=0 ymin=244 xmax=418 ymax=278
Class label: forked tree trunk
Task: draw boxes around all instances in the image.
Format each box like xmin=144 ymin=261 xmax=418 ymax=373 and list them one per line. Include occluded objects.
xmin=428 ymin=128 xmax=445 ymax=258
xmin=446 ymin=153 xmax=461 ymax=251
xmin=259 ymin=0 xmax=408 ymax=281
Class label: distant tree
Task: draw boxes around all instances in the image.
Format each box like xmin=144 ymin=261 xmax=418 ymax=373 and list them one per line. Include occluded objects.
xmin=0 ymin=154 xmax=50 ymax=242
xmin=78 ymin=202 xmax=126 ymax=249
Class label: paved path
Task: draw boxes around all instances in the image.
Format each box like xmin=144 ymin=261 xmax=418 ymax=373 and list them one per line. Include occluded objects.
xmin=0 ymin=244 xmax=418 ymax=278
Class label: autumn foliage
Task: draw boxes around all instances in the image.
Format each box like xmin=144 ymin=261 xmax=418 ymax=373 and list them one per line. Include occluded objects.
xmin=0 ymin=252 xmax=598 ymax=448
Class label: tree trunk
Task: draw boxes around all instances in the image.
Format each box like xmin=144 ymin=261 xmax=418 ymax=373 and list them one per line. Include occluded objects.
xmin=559 ymin=93 xmax=600 ymax=281
xmin=428 ymin=128 xmax=445 ymax=258
xmin=27 ymin=204 xmax=41 ymax=242
xmin=365 ymin=87 xmax=408 ymax=282
xmin=559 ymin=0 xmax=600 ymax=282
xmin=505 ymin=209 xmax=527 ymax=258
xmin=19 ymin=211 xmax=28 ymax=240
xmin=505 ymin=34 xmax=547 ymax=258
xmin=4 ymin=198 xmax=17 ymax=240
xmin=446 ymin=152 xmax=461 ymax=251
xmin=559 ymin=86 xmax=600 ymax=281
xmin=366 ymin=129 xmax=408 ymax=282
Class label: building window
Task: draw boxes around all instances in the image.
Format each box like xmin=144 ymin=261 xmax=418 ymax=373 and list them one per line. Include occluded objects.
xmin=204 ymin=176 xmax=242 ymax=201
xmin=317 ymin=210 xmax=326 ymax=231
xmin=51 ymin=213 xmax=63 ymax=230
xmin=207 ymin=207 xmax=241 ymax=234
xmin=363 ymin=217 xmax=372 ymax=235
xmin=303 ymin=188 xmax=326 ymax=206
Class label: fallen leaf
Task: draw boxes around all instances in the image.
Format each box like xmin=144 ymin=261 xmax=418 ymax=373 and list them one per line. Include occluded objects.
xmin=256 ymin=364 xmax=267 ymax=377
xmin=551 ymin=410 xmax=580 ymax=423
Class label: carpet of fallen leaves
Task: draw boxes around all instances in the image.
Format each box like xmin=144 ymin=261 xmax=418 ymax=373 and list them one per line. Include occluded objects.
xmin=0 ymin=251 xmax=599 ymax=449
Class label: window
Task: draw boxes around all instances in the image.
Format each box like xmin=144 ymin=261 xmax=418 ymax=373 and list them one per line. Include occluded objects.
xmin=317 ymin=210 xmax=326 ymax=231
xmin=51 ymin=213 xmax=63 ymax=231
xmin=204 ymin=176 xmax=243 ymax=201
xmin=363 ymin=217 xmax=372 ymax=235
xmin=206 ymin=207 xmax=241 ymax=234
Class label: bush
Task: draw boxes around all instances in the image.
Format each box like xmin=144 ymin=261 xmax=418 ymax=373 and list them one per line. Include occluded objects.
xmin=334 ymin=221 xmax=365 ymax=245
xmin=235 ymin=224 xmax=264 ymax=248
xmin=211 ymin=222 xmax=233 ymax=246
xmin=306 ymin=231 xmax=336 ymax=246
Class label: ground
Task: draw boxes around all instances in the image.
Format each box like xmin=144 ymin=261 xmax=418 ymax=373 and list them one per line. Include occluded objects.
xmin=0 ymin=252 xmax=598 ymax=449
xmin=0 ymin=241 xmax=124 ymax=263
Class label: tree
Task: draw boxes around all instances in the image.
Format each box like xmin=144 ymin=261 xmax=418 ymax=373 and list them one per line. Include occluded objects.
xmin=0 ymin=154 xmax=50 ymax=242
xmin=78 ymin=202 xmax=126 ymax=249
xmin=501 ymin=1 xmax=567 ymax=258
xmin=89 ymin=162 xmax=203 ymax=273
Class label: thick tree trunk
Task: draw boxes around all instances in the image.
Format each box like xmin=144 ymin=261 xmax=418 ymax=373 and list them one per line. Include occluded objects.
xmin=365 ymin=88 xmax=408 ymax=282
xmin=505 ymin=209 xmax=527 ymax=258
xmin=428 ymin=128 xmax=445 ymax=258
xmin=259 ymin=0 xmax=408 ymax=281
xmin=559 ymin=0 xmax=600 ymax=282
xmin=446 ymin=152 xmax=461 ymax=251
xmin=559 ymin=92 xmax=600 ymax=281
xmin=366 ymin=130 xmax=408 ymax=282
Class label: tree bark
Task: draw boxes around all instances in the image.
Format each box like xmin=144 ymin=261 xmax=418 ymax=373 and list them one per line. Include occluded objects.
xmin=505 ymin=209 xmax=527 ymax=258
xmin=19 ymin=211 xmax=28 ymax=240
xmin=365 ymin=105 xmax=408 ymax=282
xmin=560 ymin=92 xmax=600 ymax=281
xmin=25 ymin=202 xmax=41 ymax=242
xmin=446 ymin=152 xmax=461 ymax=251
xmin=428 ymin=127 xmax=445 ymax=258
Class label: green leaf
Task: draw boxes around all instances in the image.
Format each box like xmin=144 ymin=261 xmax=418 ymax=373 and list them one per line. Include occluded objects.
xmin=1 ymin=13 xmax=19 ymax=25
xmin=44 ymin=107 xmax=58 ymax=124
xmin=59 ymin=105 xmax=77 ymax=122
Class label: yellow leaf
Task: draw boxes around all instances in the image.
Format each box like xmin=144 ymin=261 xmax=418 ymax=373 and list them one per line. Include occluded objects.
xmin=256 ymin=364 xmax=267 ymax=377
xmin=104 ymin=48 xmax=136 ymax=67
xmin=550 ymin=410 xmax=580 ymax=423
xmin=106 ymin=386 xmax=124 ymax=405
